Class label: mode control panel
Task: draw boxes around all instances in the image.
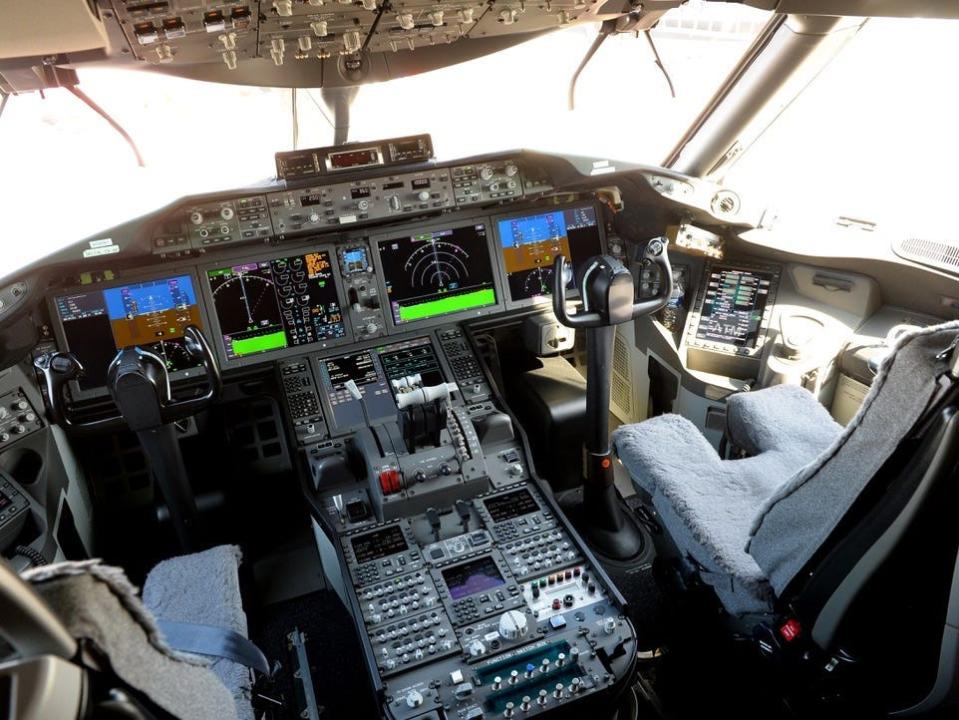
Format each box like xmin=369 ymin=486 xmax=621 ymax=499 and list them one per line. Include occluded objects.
xmin=0 ymin=390 xmax=42 ymax=448
xmin=337 ymin=243 xmax=386 ymax=341
xmin=452 ymin=161 xmax=525 ymax=206
xmin=267 ymin=169 xmax=454 ymax=236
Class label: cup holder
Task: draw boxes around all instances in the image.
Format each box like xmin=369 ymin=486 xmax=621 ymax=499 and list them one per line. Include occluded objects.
xmin=0 ymin=447 xmax=44 ymax=486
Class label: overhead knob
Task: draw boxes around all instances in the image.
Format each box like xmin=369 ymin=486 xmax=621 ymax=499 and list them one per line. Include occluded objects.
xmin=343 ymin=30 xmax=361 ymax=53
xmin=428 ymin=9 xmax=444 ymax=25
xmin=397 ymin=13 xmax=415 ymax=29
xmin=273 ymin=0 xmax=293 ymax=16
xmin=311 ymin=20 xmax=329 ymax=36
xmin=405 ymin=689 xmax=424 ymax=708
xmin=357 ymin=199 xmax=370 ymax=211
xmin=498 ymin=610 xmax=528 ymax=641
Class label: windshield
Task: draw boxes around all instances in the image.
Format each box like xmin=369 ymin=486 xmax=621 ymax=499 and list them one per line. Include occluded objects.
xmin=721 ymin=17 xmax=959 ymax=237
xmin=0 ymin=2 xmax=768 ymax=270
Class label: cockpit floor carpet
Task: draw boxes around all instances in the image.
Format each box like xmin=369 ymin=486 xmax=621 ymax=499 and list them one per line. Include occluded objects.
xmin=249 ymin=589 xmax=379 ymax=720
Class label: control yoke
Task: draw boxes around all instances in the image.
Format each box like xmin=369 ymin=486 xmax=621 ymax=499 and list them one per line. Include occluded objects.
xmin=35 ymin=325 xmax=222 ymax=550
xmin=552 ymin=238 xmax=672 ymax=328
xmin=551 ymin=240 xmax=672 ymax=560
xmin=34 ymin=326 xmax=222 ymax=431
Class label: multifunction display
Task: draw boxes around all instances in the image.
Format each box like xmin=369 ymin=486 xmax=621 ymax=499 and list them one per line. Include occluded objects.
xmin=496 ymin=206 xmax=603 ymax=302
xmin=376 ymin=223 xmax=497 ymax=325
xmin=484 ymin=488 xmax=539 ymax=523
xmin=54 ymin=275 xmax=203 ymax=389
xmin=378 ymin=336 xmax=445 ymax=392
xmin=695 ymin=266 xmax=774 ymax=348
xmin=206 ymin=251 xmax=345 ymax=360
xmin=441 ymin=556 xmax=506 ymax=600
xmin=350 ymin=525 xmax=409 ymax=564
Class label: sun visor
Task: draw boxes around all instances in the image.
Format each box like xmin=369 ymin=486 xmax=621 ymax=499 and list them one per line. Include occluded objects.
xmin=0 ymin=0 xmax=108 ymax=60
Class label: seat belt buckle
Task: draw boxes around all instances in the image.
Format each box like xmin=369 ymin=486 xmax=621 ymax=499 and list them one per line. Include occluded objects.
xmin=936 ymin=336 xmax=959 ymax=380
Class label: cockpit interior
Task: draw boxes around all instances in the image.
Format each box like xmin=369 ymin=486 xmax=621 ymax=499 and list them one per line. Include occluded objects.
xmin=2 ymin=2 xmax=959 ymax=719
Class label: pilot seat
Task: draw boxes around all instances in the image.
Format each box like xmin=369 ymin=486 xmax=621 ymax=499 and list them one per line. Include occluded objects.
xmin=613 ymin=320 xmax=959 ymax=712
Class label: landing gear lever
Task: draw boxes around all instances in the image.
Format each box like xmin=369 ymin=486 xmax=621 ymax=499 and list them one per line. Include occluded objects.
xmin=552 ymin=240 xmax=672 ymax=559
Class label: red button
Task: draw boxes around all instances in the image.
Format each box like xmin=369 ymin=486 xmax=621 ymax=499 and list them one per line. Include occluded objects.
xmin=779 ymin=618 xmax=802 ymax=642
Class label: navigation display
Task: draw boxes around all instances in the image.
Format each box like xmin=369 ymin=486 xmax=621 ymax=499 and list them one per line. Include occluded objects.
xmin=496 ymin=206 xmax=603 ymax=302
xmin=206 ymin=251 xmax=345 ymax=360
xmin=54 ymin=275 xmax=203 ymax=390
xmin=695 ymin=266 xmax=774 ymax=348
xmin=441 ymin=556 xmax=506 ymax=600
xmin=376 ymin=223 xmax=497 ymax=325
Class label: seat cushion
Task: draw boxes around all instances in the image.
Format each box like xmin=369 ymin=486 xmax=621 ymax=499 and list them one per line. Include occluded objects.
xmin=748 ymin=321 xmax=959 ymax=595
xmin=143 ymin=545 xmax=253 ymax=720
xmin=23 ymin=560 xmax=238 ymax=720
xmin=613 ymin=386 xmax=843 ymax=615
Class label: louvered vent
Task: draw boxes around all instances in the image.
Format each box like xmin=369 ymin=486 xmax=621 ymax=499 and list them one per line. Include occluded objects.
xmin=892 ymin=236 xmax=959 ymax=273
xmin=610 ymin=326 xmax=633 ymax=422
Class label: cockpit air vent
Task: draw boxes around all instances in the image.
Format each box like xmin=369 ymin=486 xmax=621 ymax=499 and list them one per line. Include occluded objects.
xmin=892 ymin=237 xmax=959 ymax=274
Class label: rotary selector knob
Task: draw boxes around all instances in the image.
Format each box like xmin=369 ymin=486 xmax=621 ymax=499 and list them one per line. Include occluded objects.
xmin=309 ymin=212 xmax=320 ymax=223
xmin=365 ymin=322 xmax=378 ymax=335
xmin=505 ymin=163 xmax=518 ymax=177
xmin=189 ymin=211 xmax=204 ymax=226
xmin=357 ymin=199 xmax=370 ymax=211
xmin=220 ymin=206 xmax=234 ymax=221
xmin=405 ymin=690 xmax=424 ymax=708
xmin=416 ymin=190 xmax=431 ymax=202
xmin=498 ymin=610 xmax=529 ymax=641
xmin=479 ymin=166 xmax=494 ymax=181
xmin=466 ymin=638 xmax=486 ymax=657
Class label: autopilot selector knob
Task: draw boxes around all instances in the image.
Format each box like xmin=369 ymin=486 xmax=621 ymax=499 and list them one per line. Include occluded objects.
xmin=417 ymin=190 xmax=431 ymax=202
xmin=189 ymin=211 xmax=204 ymax=226
xmin=479 ymin=166 xmax=494 ymax=181
xmin=498 ymin=609 xmax=529 ymax=641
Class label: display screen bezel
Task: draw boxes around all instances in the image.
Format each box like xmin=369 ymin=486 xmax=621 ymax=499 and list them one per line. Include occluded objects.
xmin=47 ymin=267 xmax=209 ymax=401
xmin=692 ymin=263 xmax=777 ymax=350
xmin=197 ymin=240 xmax=355 ymax=371
xmin=350 ymin=524 xmax=409 ymax=564
xmin=490 ymin=201 xmax=607 ymax=311
xmin=369 ymin=214 xmax=505 ymax=333
xmin=440 ymin=555 xmax=507 ymax=600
